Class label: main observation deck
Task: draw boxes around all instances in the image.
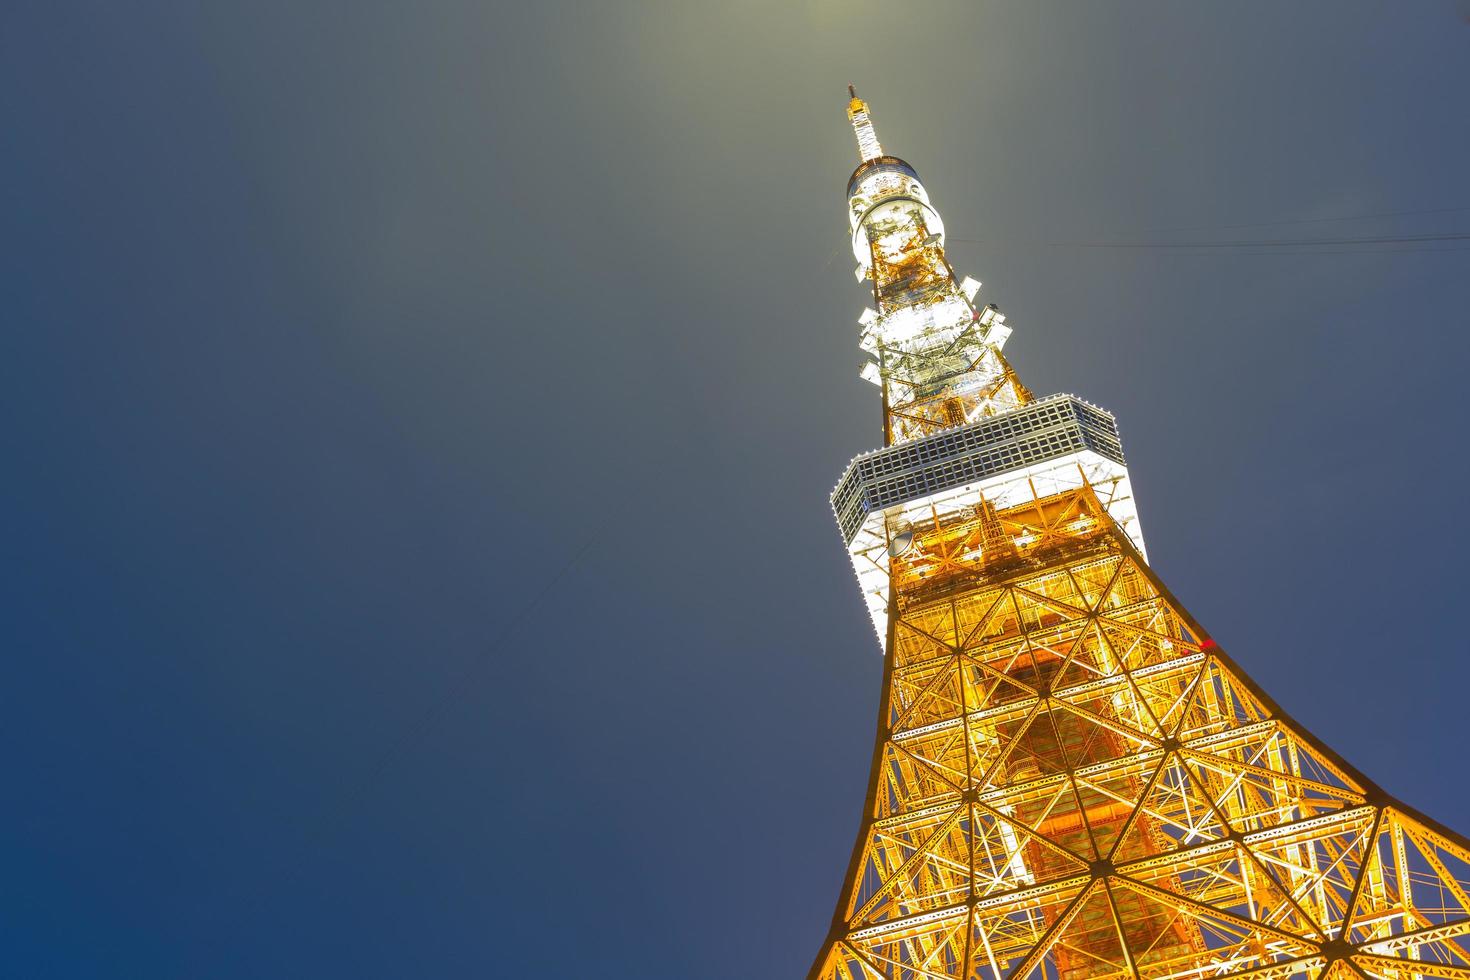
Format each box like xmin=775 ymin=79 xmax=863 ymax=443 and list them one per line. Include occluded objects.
xmin=830 ymin=394 xmax=1144 ymax=641
xmin=831 ymin=394 xmax=1127 ymax=543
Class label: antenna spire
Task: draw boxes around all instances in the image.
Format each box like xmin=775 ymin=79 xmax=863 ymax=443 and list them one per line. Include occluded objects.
xmin=846 ymin=85 xmax=884 ymax=163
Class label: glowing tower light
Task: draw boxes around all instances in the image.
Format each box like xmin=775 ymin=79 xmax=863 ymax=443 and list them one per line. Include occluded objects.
xmin=805 ymin=89 xmax=1470 ymax=980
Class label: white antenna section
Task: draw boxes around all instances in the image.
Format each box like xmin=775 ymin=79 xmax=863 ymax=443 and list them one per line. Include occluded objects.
xmin=846 ymin=85 xmax=884 ymax=162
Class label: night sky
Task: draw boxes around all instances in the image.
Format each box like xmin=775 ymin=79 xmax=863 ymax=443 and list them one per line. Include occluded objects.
xmin=5 ymin=3 xmax=1469 ymax=977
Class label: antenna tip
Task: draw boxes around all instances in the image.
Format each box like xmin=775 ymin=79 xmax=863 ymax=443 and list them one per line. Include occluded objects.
xmin=848 ymin=83 xmax=857 ymax=99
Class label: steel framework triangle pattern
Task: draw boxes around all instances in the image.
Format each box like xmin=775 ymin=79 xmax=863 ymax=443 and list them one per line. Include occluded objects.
xmin=810 ymin=90 xmax=1468 ymax=980
xmin=808 ymin=487 xmax=1470 ymax=980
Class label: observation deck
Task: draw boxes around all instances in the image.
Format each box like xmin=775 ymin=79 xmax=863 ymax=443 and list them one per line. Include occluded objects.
xmin=831 ymin=394 xmax=1126 ymax=543
xmin=831 ymin=394 xmax=1143 ymax=640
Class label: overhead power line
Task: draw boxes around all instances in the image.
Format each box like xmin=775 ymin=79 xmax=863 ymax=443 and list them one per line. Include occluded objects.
xmin=945 ymin=205 xmax=1469 ymax=254
xmin=947 ymin=232 xmax=1468 ymax=253
xmin=1142 ymin=205 xmax=1470 ymax=234
xmin=1039 ymin=231 xmax=1470 ymax=250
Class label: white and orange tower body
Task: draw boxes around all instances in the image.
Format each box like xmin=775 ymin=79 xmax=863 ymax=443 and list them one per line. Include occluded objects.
xmin=808 ymin=90 xmax=1470 ymax=980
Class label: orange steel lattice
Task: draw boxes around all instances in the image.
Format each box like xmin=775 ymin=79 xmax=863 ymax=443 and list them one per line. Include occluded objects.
xmin=808 ymin=91 xmax=1470 ymax=980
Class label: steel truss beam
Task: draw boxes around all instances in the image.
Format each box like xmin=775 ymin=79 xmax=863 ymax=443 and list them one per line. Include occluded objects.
xmin=809 ymin=489 xmax=1470 ymax=980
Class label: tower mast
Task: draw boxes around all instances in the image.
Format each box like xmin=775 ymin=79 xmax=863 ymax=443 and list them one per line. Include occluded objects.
xmin=848 ymin=84 xmax=886 ymax=162
xmin=807 ymin=89 xmax=1470 ymax=980
xmin=844 ymin=86 xmax=1031 ymax=449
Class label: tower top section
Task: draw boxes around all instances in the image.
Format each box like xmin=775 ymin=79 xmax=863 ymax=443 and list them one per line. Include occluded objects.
xmin=846 ymin=84 xmax=885 ymax=163
xmin=841 ymin=88 xmax=1031 ymax=447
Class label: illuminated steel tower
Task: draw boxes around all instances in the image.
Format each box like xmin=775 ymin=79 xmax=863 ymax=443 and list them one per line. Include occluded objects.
xmin=808 ymin=88 xmax=1470 ymax=980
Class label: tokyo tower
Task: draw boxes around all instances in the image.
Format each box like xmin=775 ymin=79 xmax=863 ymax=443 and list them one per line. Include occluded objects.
xmin=806 ymin=88 xmax=1470 ymax=980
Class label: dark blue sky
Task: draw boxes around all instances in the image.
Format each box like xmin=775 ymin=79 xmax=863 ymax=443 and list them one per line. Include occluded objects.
xmin=5 ymin=3 xmax=1468 ymax=977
